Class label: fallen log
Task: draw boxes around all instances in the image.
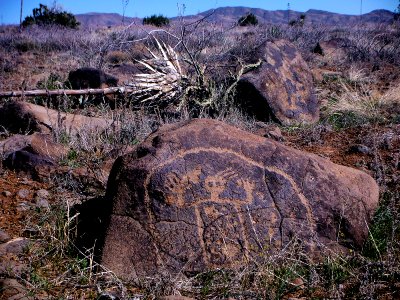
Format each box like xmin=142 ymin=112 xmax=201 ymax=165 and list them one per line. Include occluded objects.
xmin=0 ymin=87 xmax=134 ymax=98
xmin=0 ymin=36 xmax=184 ymax=105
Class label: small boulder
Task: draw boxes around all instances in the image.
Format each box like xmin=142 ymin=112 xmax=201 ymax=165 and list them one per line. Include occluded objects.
xmin=1 ymin=133 xmax=67 ymax=180
xmin=16 ymin=189 xmax=30 ymax=199
xmin=237 ymin=40 xmax=319 ymax=125
xmin=101 ymin=119 xmax=379 ymax=281
xmin=0 ymin=101 xmax=116 ymax=135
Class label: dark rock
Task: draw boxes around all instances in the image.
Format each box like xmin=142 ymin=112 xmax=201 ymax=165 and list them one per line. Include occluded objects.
xmin=349 ymin=144 xmax=372 ymax=155
xmin=67 ymin=67 xmax=119 ymax=89
xmin=4 ymin=150 xmax=56 ymax=181
xmin=2 ymin=190 xmax=12 ymax=197
xmin=236 ymin=40 xmax=319 ymax=125
xmin=101 ymin=119 xmax=379 ymax=281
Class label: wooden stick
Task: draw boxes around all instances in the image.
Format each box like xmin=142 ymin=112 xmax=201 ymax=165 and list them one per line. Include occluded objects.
xmin=0 ymin=87 xmax=135 ymax=99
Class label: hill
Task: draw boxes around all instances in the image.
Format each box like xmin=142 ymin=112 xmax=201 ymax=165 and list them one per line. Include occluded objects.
xmin=185 ymin=6 xmax=396 ymax=26
xmin=75 ymin=8 xmax=395 ymax=27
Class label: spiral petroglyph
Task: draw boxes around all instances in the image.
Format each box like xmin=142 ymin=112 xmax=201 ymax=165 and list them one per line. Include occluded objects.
xmin=101 ymin=119 xmax=379 ymax=282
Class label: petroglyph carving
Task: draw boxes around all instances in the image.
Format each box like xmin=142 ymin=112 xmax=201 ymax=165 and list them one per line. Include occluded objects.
xmin=101 ymin=119 xmax=379 ymax=281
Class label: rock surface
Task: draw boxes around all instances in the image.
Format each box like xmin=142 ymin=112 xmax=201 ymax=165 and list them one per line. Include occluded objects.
xmin=0 ymin=100 xmax=116 ymax=135
xmin=237 ymin=40 xmax=319 ymax=125
xmin=101 ymin=119 xmax=379 ymax=281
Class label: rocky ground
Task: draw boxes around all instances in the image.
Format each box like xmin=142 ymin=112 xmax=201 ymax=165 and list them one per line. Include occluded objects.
xmin=0 ymin=21 xmax=400 ymax=299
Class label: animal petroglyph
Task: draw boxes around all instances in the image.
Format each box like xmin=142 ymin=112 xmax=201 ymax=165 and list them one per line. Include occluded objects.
xmin=145 ymin=148 xmax=315 ymax=267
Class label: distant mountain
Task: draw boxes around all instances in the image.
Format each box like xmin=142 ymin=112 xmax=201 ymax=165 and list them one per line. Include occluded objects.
xmin=75 ymin=8 xmax=395 ymax=28
xmin=75 ymin=13 xmax=141 ymax=27
xmin=177 ymin=7 xmax=395 ymax=26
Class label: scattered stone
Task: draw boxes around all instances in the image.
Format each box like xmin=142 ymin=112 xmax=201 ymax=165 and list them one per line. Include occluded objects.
xmin=35 ymin=198 xmax=50 ymax=209
xmin=16 ymin=189 xmax=30 ymax=199
xmin=0 ymin=229 xmax=11 ymax=243
xmin=35 ymin=189 xmax=50 ymax=199
xmin=101 ymin=119 xmax=379 ymax=281
xmin=2 ymin=190 xmax=12 ymax=197
xmin=17 ymin=202 xmax=31 ymax=212
xmin=236 ymin=40 xmax=319 ymax=125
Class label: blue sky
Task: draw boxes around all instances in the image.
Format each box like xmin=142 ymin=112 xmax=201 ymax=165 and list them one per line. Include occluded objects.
xmin=0 ymin=0 xmax=398 ymax=24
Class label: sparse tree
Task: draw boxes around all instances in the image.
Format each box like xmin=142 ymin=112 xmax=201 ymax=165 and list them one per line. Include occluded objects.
xmin=238 ymin=12 xmax=258 ymax=26
xmin=22 ymin=3 xmax=79 ymax=28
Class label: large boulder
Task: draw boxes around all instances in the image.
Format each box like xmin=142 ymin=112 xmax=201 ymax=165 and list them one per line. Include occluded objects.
xmin=237 ymin=40 xmax=319 ymax=125
xmin=0 ymin=100 xmax=116 ymax=135
xmin=101 ymin=119 xmax=378 ymax=281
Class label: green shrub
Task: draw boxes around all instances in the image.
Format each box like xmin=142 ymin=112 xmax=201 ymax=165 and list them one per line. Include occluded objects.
xmin=142 ymin=14 xmax=170 ymax=27
xmin=22 ymin=4 xmax=79 ymax=29
xmin=238 ymin=13 xmax=258 ymax=26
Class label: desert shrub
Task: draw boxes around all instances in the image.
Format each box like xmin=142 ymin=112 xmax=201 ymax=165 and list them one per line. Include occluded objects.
xmin=22 ymin=3 xmax=79 ymax=29
xmin=143 ymin=14 xmax=170 ymax=27
xmin=238 ymin=13 xmax=259 ymax=26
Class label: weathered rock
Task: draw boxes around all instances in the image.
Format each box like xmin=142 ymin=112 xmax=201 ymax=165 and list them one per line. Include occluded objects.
xmin=237 ymin=40 xmax=319 ymax=125
xmin=101 ymin=119 xmax=379 ymax=281
xmin=0 ymin=133 xmax=67 ymax=159
xmin=1 ymin=133 xmax=66 ymax=180
xmin=0 ymin=100 xmax=116 ymax=135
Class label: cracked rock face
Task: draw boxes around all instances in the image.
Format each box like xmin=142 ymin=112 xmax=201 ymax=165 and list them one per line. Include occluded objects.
xmin=237 ymin=39 xmax=319 ymax=125
xmin=101 ymin=119 xmax=379 ymax=281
